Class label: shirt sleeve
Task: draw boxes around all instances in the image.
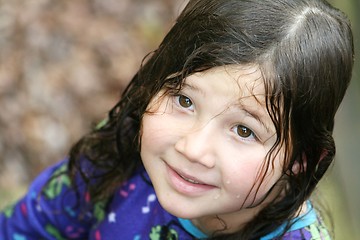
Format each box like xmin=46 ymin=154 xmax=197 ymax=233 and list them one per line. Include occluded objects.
xmin=281 ymin=219 xmax=331 ymax=240
xmin=260 ymin=201 xmax=331 ymax=240
xmin=0 ymin=159 xmax=94 ymax=240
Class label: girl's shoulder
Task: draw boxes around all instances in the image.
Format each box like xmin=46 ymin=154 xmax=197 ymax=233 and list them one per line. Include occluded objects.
xmin=281 ymin=217 xmax=331 ymax=240
xmin=261 ymin=202 xmax=331 ymax=240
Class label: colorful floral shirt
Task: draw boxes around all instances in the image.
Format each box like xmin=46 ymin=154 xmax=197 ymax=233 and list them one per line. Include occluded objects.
xmin=0 ymin=160 xmax=331 ymax=239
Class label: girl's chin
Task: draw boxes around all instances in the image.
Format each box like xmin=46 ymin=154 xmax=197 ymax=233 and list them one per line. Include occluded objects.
xmin=156 ymin=194 xmax=210 ymax=219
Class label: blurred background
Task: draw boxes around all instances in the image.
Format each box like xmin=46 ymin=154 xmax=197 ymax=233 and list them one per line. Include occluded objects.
xmin=0 ymin=0 xmax=358 ymax=238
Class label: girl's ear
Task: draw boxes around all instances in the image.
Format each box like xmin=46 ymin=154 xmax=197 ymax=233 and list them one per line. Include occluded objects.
xmin=291 ymin=149 xmax=328 ymax=174
xmin=291 ymin=152 xmax=307 ymax=175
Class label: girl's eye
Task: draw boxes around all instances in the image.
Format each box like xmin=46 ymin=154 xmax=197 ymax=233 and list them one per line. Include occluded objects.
xmin=178 ymin=95 xmax=193 ymax=108
xmin=236 ymin=125 xmax=255 ymax=139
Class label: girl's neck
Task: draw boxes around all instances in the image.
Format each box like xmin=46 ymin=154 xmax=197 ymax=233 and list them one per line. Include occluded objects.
xmin=191 ymin=207 xmax=260 ymax=236
xmin=191 ymin=202 xmax=308 ymax=236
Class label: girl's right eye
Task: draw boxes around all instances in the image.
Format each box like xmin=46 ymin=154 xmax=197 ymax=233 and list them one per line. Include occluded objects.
xmin=176 ymin=94 xmax=193 ymax=109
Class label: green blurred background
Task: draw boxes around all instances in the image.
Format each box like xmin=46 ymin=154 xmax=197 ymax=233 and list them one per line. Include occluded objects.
xmin=0 ymin=0 xmax=358 ymax=239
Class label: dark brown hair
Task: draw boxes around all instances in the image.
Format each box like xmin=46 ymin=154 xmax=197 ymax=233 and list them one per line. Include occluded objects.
xmin=68 ymin=0 xmax=354 ymax=238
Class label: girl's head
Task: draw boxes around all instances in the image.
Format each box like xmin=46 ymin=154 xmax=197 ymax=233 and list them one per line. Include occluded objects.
xmin=141 ymin=64 xmax=288 ymax=236
xmin=78 ymin=0 xmax=353 ymax=238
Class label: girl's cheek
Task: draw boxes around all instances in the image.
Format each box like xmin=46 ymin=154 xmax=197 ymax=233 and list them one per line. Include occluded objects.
xmin=225 ymin=152 xmax=284 ymax=204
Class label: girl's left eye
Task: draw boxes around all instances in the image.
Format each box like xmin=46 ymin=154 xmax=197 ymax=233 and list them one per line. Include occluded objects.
xmin=177 ymin=95 xmax=193 ymax=108
xmin=235 ymin=125 xmax=256 ymax=140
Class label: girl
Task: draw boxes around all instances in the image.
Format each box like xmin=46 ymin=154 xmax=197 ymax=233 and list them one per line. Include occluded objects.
xmin=0 ymin=0 xmax=354 ymax=239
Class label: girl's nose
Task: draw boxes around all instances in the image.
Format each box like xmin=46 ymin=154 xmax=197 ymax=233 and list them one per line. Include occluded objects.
xmin=174 ymin=123 xmax=216 ymax=168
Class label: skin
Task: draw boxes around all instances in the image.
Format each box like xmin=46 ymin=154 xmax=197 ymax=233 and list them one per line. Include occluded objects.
xmin=140 ymin=65 xmax=286 ymax=235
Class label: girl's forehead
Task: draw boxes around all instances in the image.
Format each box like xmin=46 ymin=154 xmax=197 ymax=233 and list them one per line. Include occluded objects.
xmin=185 ymin=65 xmax=266 ymax=101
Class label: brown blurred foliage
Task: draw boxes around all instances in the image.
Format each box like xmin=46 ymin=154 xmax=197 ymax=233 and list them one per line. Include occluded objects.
xmin=0 ymin=0 xmax=188 ymax=206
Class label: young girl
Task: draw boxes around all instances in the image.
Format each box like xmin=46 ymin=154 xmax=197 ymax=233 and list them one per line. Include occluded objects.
xmin=0 ymin=0 xmax=354 ymax=239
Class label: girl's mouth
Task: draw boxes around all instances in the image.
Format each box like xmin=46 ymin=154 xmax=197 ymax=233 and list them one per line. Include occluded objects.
xmin=165 ymin=163 xmax=216 ymax=195
xmin=179 ymin=174 xmax=201 ymax=184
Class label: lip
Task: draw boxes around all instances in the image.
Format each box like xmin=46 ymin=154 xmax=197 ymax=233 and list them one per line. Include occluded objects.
xmin=165 ymin=163 xmax=216 ymax=196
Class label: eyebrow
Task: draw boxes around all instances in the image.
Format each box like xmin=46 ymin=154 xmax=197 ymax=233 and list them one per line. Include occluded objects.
xmin=241 ymin=105 xmax=272 ymax=134
xmin=181 ymin=82 xmax=206 ymax=96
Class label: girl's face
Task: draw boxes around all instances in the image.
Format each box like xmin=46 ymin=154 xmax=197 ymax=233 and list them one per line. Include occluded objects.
xmin=141 ymin=65 xmax=284 ymax=233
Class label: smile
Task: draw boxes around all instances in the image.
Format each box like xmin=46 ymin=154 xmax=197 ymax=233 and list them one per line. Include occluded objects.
xmin=165 ymin=163 xmax=216 ymax=195
xmin=179 ymin=174 xmax=201 ymax=184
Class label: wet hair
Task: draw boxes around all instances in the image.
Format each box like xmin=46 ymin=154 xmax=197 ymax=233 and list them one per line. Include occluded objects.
xmin=68 ymin=0 xmax=354 ymax=238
